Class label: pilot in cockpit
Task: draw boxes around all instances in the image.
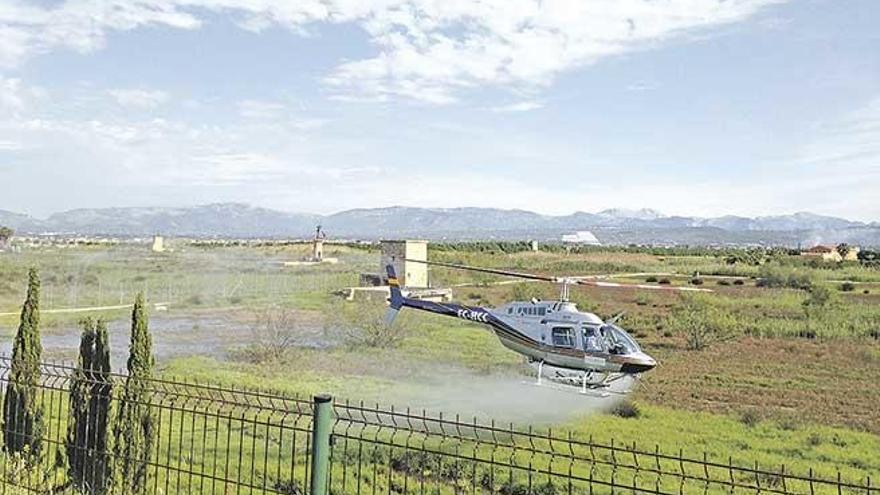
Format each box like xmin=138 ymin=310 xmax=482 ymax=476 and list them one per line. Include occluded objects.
xmin=583 ymin=326 xmax=603 ymax=352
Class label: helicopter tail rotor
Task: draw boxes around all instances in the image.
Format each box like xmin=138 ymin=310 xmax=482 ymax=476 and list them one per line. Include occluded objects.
xmin=385 ymin=264 xmax=405 ymax=325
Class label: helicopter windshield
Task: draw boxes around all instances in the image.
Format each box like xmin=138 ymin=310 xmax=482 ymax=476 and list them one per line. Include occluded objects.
xmin=603 ymin=324 xmax=641 ymax=354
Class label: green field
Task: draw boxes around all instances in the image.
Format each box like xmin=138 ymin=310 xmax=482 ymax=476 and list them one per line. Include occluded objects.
xmin=0 ymin=241 xmax=878 ymax=487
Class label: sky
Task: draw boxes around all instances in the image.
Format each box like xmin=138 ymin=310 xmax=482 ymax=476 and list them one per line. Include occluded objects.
xmin=0 ymin=0 xmax=878 ymax=221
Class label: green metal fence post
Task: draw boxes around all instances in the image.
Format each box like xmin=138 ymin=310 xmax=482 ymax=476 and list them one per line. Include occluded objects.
xmin=310 ymin=394 xmax=333 ymax=495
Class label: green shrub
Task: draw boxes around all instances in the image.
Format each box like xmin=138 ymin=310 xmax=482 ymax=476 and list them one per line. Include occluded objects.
xmin=839 ymin=282 xmax=855 ymax=292
xmin=756 ymin=263 xmax=814 ymax=290
xmin=645 ymin=276 xmax=658 ymax=283
xmin=797 ymin=328 xmax=817 ymax=339
xmin=717 ymin=279 xmax=731 ymax=286
xmin=690 ymin=278 xmax=704 ymax=285
xmin=666 ymin=295 xmax=736 ymax=350
xmin=802 ymin=285 xmax=837 ymax=316
xmin=658 ymin=278 xmax=671 ymax=285
xmin=733 ymin=279 xmax=745 ymax=286
xmin=274 ymin=479 xmax=303 ymax=495
xmin=610 ymin=401 xmax=640 ymax=419
xmin=740 ymin=410 xmax=760 ymax=427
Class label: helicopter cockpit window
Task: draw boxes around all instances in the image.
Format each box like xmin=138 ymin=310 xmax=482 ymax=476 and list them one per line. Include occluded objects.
xmin=551 ymin=327 xmax=575 ymax=347
xmin=582 ymin=325 xmax=604 ymax=352
xmin=602 ymin=324 xmax=641 ymax=354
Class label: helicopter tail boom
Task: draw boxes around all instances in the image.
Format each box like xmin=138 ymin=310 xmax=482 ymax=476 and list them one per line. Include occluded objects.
xmin=385 ymin=264 xmax=405 ymax=324
xmin=383 ymin=264 xmax=494 ymax=326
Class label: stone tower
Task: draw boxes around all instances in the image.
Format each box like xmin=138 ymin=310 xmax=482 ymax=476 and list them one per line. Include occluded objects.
xmin=312 ymin=225 xmax=325 ymax=261
xmin=151 ymin=235 xmax=165 ymax=252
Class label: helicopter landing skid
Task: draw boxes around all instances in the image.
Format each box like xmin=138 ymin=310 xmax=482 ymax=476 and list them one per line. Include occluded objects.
xmin=524 ymin=379 xmax=615 ymax=398
xmin=528 ymin=361 xmax=631 ymax=397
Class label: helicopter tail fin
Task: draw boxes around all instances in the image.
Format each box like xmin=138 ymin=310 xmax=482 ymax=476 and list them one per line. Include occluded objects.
xmin=385 ymin=264 xmax=404 ymax=325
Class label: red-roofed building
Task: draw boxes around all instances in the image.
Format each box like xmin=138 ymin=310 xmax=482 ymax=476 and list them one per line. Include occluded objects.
xmin=802 ymin=245 xmax=842 ymax=262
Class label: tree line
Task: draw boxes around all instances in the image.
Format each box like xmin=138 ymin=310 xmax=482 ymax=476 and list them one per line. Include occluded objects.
xmin=433 ymin=241 xmax=880 ymax=266
xmin=2 ymin=268 xmax=155 ymax=494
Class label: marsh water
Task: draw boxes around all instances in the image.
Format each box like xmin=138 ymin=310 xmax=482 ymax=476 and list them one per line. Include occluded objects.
xmin=1 ymin=311 xmax=330 ymax=372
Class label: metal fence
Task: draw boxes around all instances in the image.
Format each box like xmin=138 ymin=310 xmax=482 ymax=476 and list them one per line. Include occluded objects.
xmin=0 ymin=357 xmax=875 ymax=495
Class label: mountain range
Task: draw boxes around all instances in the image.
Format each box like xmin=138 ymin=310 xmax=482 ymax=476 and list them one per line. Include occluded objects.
xmin=1 ymin=203 xmax=878 ymax=247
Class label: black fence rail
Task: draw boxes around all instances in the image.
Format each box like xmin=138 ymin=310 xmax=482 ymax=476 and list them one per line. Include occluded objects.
xmin=0 ymin=357 xmax=875 ymax=495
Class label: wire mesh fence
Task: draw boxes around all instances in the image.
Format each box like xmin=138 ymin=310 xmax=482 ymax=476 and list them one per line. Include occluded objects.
xmin=0 ymin=357 xmax=314 ymax=494
xmin=0 ymin=357 xmax=875 ymax=495
xmin=328 ymin=402 xmax=876 ymax=495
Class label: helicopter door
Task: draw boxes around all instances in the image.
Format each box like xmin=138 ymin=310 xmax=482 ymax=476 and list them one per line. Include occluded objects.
xmin=550 ymin=327 xmax=576 ymax=348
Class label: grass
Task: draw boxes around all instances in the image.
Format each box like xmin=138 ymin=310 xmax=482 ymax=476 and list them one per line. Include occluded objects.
xmin=1 ymin=243 xmax=879 ymax=491
xmin=563 ymin=404 xmax=880 ymax=480
xmin=641 ymin=337 xmax=880 ymax=433
xmin=154 ymin=352 xmax=880 ymax=486
xmin=0 ymin=244 xmax=371 ymax=314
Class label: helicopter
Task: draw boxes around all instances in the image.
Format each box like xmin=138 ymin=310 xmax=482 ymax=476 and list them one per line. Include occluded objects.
xmin=383 ymin=258 xmax=711 ymax=395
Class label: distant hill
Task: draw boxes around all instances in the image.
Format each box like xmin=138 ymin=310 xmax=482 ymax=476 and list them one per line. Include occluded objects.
xmin=1 ymin=203 xmax=878 ymax=247
xmin=4 ymin=204 xmax=318 ymax=237
xmin=0 ymin=209 xmax=43 ymax=233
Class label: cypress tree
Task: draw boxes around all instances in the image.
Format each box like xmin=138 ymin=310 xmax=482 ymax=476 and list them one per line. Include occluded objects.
xmin=2 ymin=267 xmax=44 ymax=458
xmin=66 ymin=317 xmax=113 ymax=494
xmin=67 ymin=318 xmax=96 ymax=489
xmin=113 ymin=293 xmax=154 ymax=493
xmin=89 ymin=318 xmax=113 ymax=493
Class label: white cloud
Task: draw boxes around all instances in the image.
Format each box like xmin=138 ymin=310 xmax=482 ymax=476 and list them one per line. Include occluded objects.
xmin=0 ymin=75 xmax=30 ymax=115
xmin=0 ymin=1 xmax=201 ymax=66
xmin=491 ymin=101 xmax=543 ymax=113
xmin=184 ymin=152 xmax=284 ymax=185
xmin=238 ymin=99 xmax=286 ymax=119
xmin=108 ymin=88 xmax=169 ymax=109
xmin=0 ymin=0 xmax=784 ymax=103
xmin=783 ymin=96 xmax=880 ymax=221
xmin=0 ymin=76 xmax=23 ymax=108
xmin=321 ymin=0 xmax=786 ymax=102
xmin=625 ymin=81 xmax=659 ymax=92
xmin=4 ymin=95 xmax=879 ymax=221
xmin=0 ymin=139 xmax=21 ymax=151
xmin=798 ymin=97 xmax=880 ymax=170
xmin=179 ymin=152 xmax=381 ymax=186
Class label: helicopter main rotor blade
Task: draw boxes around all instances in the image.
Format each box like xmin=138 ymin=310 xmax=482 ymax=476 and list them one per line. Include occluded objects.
xmin=604 ymin=311 xmax=626 ymax=325
xmin=403 ymin=258 xmax=556 ymax=283
xmin=404 ymin=258 xmax=713 ymax=292
xmin=573 ymin=279 xmax=713 ymax=292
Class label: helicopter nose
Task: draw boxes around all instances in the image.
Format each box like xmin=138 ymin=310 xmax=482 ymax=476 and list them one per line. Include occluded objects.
xmin=620 ymin=352 xmax=657 ymax=374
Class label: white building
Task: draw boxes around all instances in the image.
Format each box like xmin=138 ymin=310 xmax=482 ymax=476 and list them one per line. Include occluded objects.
xmin=561 ymin=231 xmax=601 ymax=245
xmin=380 ymin=240 xmax=429 ymax=288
